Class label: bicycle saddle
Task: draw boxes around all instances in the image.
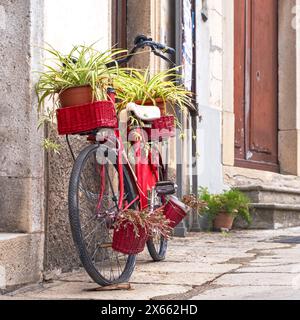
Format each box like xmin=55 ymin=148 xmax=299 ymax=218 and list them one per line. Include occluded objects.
xmin=126 ymin=102 xmax=161 ymax=121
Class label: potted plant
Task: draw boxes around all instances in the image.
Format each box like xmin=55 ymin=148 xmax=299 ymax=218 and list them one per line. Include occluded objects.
xmin=36 ymin=44 xmax=124 ymax=111
xmin=199 ymin=188 xmax=252 ymax=231
xmin=35 ymin=44 xmax=124 ymax=152
xmin=113 ymin=67 xmax=195 ymax=116
xmin=112 ymin=207 xmax=172 ymax=255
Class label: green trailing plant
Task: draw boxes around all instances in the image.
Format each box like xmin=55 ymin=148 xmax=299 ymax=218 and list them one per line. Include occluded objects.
xmin=36 ymin=43 xmax=125 ymax=113
xmin=113 ymin=67 xmax=195 ymax=115
xmin=198 ymin=188 xmax=252 ymax=229
xmin=114 ymin=207 xmax=173 ymax=239
xmin=35 ymin=43 xmax=125 ymax=152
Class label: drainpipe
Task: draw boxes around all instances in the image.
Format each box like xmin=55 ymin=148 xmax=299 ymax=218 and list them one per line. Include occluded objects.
xmin=190 ymin=0 xmax=208 ymax=232
xmin=190 ymin=0 xmax=200 ymax=231
xmin=174 ymin=0 xmax=187 ymax=237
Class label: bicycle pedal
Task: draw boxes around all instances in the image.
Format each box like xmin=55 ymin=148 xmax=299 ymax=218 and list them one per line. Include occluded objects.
xmin=155 ymin=181 xmax=177 ymax=195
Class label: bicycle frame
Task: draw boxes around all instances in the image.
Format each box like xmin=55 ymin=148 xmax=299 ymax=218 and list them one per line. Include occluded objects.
xmin=92 ymin=124 xmax=166 ymax=214
xmin=114 ymin=128 xmax=163 ymax=211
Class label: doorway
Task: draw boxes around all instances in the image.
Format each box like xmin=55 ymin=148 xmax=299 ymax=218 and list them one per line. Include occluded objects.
xmin=234 ymin=0 xmax=279 ymax=172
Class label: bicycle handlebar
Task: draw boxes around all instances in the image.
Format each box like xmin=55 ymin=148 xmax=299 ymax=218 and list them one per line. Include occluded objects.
xmin=109 ymin=34 xmax=176 ymax=67
xmin=134 ymin=34 xmax=175 ymax=54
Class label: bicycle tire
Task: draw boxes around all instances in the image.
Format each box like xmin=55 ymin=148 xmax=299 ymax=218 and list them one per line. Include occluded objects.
xmin=146 ymin=166 xmax=168 ymax=261
xmin=68 ymin=143 xmax=137 ymax=286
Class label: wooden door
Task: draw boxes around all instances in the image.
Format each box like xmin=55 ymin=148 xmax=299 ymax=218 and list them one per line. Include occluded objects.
xmin=234 ymin=0 xmax=279 ymax=172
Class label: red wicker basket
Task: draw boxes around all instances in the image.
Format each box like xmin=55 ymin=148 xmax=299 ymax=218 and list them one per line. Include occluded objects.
xmin=56 ymin=101 xmax=118 ymax=135
xmin=164 ymin=196 xmax=190 ymax=228
xmin=145 ymin=115 xmax=175 ymax=141
xmin=112 ymin=222 xmax=148 ymax=255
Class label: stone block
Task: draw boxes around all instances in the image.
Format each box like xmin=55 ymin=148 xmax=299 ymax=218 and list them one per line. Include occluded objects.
xmin=0 ymin=233 xmax=43 ymax=291
xmin=222 ymin=111 xmax=235 ymax=166
xmin=238 ymin=185 xmax=300 ymax=205
xmin=0 ymin=176 xmax=44 ymax=233
xmin=278 ymin=130 xmax=299 ymax=175
xmin=234 ymin=203 xmax=300 ymax=230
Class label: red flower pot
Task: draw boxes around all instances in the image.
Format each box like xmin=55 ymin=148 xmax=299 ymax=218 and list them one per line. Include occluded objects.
xmin=164 ymin=196 xmax=191 ymax=229
xmin=112 ymin=222 xmax=148 ymax=255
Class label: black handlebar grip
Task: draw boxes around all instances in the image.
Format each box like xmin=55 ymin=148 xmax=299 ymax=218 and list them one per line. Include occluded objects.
xmin=163 ymin=46 xmax=176 ymax=55
xmin=133 ymin=34 xmax=176 ymax=55
xmin=155 ymin=43 xmax=176 ymax=55
xmin=134 ymin=34 xmax=151 ymax=45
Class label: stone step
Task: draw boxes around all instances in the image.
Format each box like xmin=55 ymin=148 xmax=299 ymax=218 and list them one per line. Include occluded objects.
xmin=234 ymin=203 xmax=300 ymax=230
xmin=238 ymin=185 xmax=300 ymax=205
xmin=0 ymin=233 xmax=43 ymax=293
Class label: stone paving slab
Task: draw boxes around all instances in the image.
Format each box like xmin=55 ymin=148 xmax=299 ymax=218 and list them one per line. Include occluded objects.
xmin=214 ymin=272 xmax=298 ymax=287
xmin=12 ymin=282 xmax=190 ymax=300
xmin=2 ymin=227 xmax=300 ymax=300
xmin=130 ymin=271 xmax=218 ymax=286
xmin=135 ymin=262 xmax=241 ymax=274
xmin=190 ymin=285 xmax=300 ymax=300
xmin=235 ymin=262 xmax=300 ymax=273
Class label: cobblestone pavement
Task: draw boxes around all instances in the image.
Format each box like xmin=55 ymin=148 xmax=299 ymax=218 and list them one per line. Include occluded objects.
xmin=2 ymin=227 xmax=300 ymax=300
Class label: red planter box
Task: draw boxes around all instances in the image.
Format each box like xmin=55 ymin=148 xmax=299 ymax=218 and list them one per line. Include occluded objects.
xmin=56 ymin=101 xmax=118 ymax=135
xmin=112 ymin=222 xmax=148 ymax=255
xmin=145 ymin=115 xmax=175 ymax=141
xmin=164 ymin=196 xmax=190 ymax=229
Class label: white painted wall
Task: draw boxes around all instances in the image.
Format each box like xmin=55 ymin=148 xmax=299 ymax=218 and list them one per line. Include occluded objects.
xmin=195 ymin=0 xmax=224 ymax=194
xmin=44 ymin=0 xmax=111 ymax=53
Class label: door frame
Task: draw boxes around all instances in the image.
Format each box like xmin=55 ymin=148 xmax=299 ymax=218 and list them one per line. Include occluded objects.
xmin=223 ymin=0 xmax=299 ymax=176
xmin=111 ymin=0 xmax=127 ymax=49
xmin=234 ymin=0 xmax=279 ymax=173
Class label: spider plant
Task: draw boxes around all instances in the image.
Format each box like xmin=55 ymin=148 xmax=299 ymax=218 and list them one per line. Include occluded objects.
xmin=36 ymin=43 xmax=125 ymax=113
xmin=35 ymin=43 xmax=125 ymax=152
xmin=113 ymin=67 xmax=195 ymax=115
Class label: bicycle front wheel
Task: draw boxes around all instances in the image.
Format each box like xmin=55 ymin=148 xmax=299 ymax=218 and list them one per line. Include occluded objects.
xmin=68 ymin=143 xmax=137 ymax=286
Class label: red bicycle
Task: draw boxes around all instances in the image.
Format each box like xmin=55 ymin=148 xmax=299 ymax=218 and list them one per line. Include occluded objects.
xmin=66 ymin=36 xmax=181 ymax=286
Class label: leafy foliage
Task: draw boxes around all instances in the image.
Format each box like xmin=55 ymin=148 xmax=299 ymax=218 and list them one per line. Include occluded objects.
xmin=198 ymin=188 xmax=252 ymax=227
xmin=42 ymin=138 xmax=61 ymax=154
xmin=113 ymin=67 xmax=195 ymax=115
xmin=35 ymin=43 xmax=124 ymax=152
xmin=36 ymin=43 xmax=125 ymax=113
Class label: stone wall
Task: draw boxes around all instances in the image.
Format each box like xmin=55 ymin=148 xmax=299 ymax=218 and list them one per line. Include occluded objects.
xmin=0 ymin=0 xmax=45 ymax=288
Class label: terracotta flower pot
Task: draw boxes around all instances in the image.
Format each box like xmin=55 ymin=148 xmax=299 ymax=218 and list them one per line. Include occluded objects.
xmin=59 ymin=85 xmax=94 ymax=108
xmin=213 ymin=212 xmax=235 ymax=231
xmin=135 ymin=98 xmax=166 ymax=116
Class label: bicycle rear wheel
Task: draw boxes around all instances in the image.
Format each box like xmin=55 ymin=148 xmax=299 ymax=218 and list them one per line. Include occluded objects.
xmin=68 ymin=143 xmax=137 ymax=286
xmin=146 ymin=165 xmax=168 ymax=261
